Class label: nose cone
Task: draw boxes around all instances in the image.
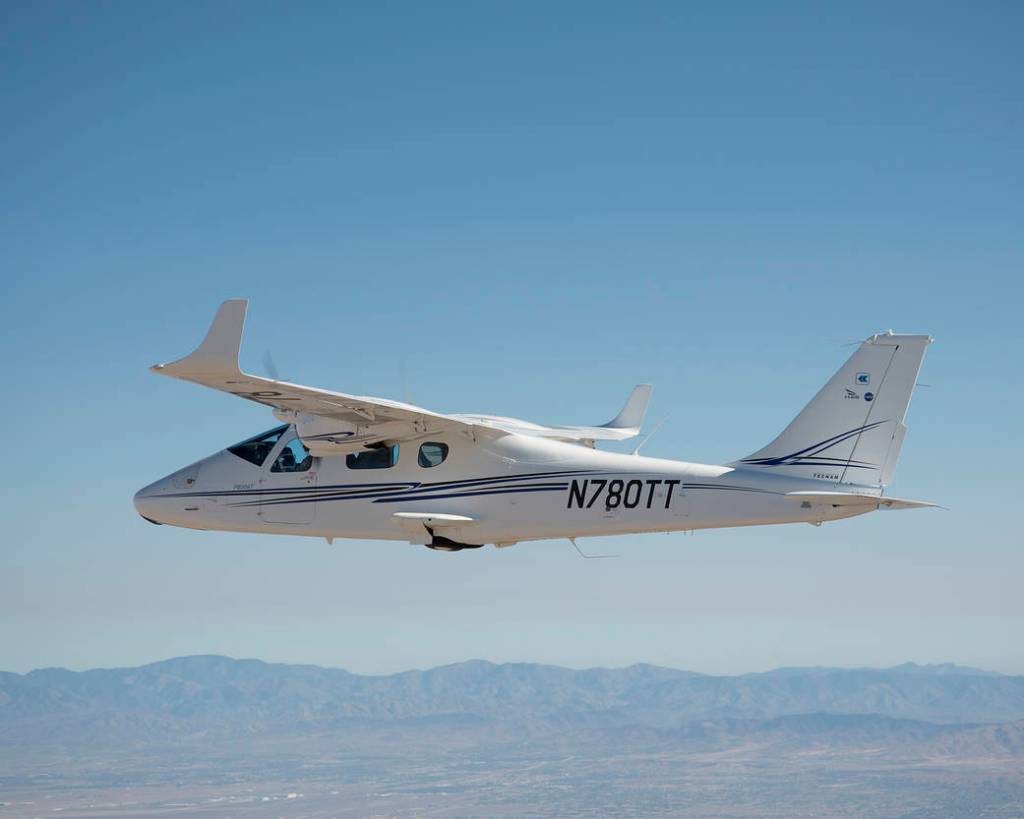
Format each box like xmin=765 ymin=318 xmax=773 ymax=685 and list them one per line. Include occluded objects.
xmin=133 ymin=460 xmax=205 ymax=527
xmin=134 ymin=479 xmax=171 ymax=525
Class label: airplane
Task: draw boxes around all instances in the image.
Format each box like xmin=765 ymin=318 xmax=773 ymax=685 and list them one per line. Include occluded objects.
xmin=134 ymin=300 xmax=937 ymax=551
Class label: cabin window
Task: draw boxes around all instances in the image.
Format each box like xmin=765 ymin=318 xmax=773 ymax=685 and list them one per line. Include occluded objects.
xmin=346 ymin=445 xmax=399 ymax=470
xmin=418 ymin=442 xmax=449 ymax=468
xmin=271 ymin=438 xmax=313 ymax=473
xmin=227 ymin=425 xmax=287 ymax=466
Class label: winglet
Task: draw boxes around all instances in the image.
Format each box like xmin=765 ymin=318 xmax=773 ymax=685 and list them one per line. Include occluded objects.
xmin=152 ymin=299 xmax=248 ymax=378
xmin=602 ymin=384 xmax=653 ymax=432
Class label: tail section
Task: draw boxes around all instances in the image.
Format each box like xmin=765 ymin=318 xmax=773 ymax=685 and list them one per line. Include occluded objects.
xmin=734 ymin=332 xmax=932 ymax=487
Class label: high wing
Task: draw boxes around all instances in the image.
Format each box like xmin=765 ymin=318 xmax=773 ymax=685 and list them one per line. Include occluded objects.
xmin=151 ymin=300 xmax=479 ymax=451
xmin=451 ymin=384 xmax=652 ymax=445
xmin=151 ymin=300 xmax=651 ymax=452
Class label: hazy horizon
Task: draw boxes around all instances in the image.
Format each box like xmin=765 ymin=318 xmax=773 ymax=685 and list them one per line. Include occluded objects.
xmin=3 ymin=652 xmax=1012 ymax=678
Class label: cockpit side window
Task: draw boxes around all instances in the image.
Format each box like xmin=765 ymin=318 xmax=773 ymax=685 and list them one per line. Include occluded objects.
xmin=418 ymin=442 xmax=449 ymax=468
xmin=271 ymin=438 xmax=313 ymax=473
xmin=227 ymin=425 xmax=287 ymax=466
xmin=346 ymin=445 xmax=399 ymax=470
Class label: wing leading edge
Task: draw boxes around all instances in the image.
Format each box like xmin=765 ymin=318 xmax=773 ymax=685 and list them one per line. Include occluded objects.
xmin=151 ymin=300 xmax=470 ymax=450
xmin=151 ymin=300 xmax=651 ymax=450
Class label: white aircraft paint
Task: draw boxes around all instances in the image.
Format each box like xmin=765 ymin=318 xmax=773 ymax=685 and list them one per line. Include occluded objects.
xmin=135 ymin=301 xmax=936 ymax=551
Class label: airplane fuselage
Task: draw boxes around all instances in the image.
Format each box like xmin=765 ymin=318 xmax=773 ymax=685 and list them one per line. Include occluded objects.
xmin=135 ymin=302 xmax=933 ymax=548
xmin=134 ymin=429 xmax=873 ymax=548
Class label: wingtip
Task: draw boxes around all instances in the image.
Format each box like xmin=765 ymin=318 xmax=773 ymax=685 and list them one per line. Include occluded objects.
xmin=604 ymin=384 xmax=653 ymax=430
xmin=151 ymin=299 xmax=249 ymax=379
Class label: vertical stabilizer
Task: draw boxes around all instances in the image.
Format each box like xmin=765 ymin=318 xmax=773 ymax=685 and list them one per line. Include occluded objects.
xmin=734 ymin=333 xmax=931 ymax=487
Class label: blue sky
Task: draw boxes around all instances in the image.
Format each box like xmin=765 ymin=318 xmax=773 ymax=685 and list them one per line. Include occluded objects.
xmin=2 ymin=1 xmax=1022 ymax=675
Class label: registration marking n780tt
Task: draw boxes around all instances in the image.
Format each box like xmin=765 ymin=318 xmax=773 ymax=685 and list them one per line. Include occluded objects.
xmin=567 ymin=478 xmax=680 ymax=510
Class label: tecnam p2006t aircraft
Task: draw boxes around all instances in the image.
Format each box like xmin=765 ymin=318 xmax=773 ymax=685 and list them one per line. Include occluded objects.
xmin=134 ymin=300 xmax=937 ymax=551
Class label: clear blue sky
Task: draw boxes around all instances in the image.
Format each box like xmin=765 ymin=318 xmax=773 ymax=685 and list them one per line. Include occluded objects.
xmin=2 ymin=1 xmax=1022 ymax=675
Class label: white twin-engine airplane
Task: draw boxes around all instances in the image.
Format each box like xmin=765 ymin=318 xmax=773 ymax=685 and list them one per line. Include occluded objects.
xmin=134 ymin=300 xmax=938 ymax=551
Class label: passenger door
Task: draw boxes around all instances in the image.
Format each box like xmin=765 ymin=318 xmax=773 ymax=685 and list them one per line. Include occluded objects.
xmin=259 ymin=437 xmax=317 ymax=524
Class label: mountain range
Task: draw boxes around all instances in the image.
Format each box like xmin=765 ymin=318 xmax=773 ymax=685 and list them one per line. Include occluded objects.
xmin=4 ymin=655 xmax=1024 ymax=752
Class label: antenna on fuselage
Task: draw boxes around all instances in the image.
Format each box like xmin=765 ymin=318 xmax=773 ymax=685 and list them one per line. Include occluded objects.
xmin=568 ymin=537 xmax=618 ymax=559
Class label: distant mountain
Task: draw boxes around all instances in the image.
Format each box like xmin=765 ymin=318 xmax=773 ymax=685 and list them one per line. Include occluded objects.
xmin=3 ymin=656 xmax=1024 ymax=754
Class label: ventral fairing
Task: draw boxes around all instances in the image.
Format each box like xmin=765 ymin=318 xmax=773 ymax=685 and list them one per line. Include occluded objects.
xmin=135 ymin=300 xmax=937 ymax=551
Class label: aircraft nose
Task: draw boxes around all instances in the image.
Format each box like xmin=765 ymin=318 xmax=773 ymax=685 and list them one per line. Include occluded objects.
xmin=134 ymin=473 xmax=178 ymax=525
xmin=133 ymin=487 xmax=166 ymax=525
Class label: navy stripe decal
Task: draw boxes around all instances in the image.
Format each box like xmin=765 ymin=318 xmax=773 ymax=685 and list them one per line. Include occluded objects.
xmin=741 ymin=420 xmax=888 ymax=468
xmin=165 ymin=470 xmax=606 ymax=501
xmin=247 ymin=482 xmax=572 ymax=508
xmin=373 ymin=485 xmax=569 ymax=504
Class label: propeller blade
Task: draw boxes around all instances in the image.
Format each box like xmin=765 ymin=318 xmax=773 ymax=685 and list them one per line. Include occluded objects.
xmin=262 ymin=350 xmax=281 ymax=381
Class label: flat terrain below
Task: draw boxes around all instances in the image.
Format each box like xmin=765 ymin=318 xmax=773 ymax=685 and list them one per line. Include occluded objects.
xmin=5 ymin=735 xmax=1024 ymax=818
xmin=5 ymin=656 xmax=1024 ymax=817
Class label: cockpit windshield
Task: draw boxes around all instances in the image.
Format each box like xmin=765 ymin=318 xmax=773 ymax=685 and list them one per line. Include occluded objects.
xmin=227 ymin=425 xmax=287 ymax=466
xmin=271 ymin=438 xmax=313 ymax=473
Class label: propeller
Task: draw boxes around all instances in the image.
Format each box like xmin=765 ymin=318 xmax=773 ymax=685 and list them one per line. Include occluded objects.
xmin=262 ymin=350 xmax=281 ymax=381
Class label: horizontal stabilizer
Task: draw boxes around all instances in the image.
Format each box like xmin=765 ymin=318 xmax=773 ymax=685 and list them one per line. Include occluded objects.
xmin=785 ymin=491 xmax=940 ymax=510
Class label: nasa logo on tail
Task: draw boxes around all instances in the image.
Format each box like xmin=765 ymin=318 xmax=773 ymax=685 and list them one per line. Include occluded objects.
xmin=864 ymin=391 xmax=874 ymax=402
